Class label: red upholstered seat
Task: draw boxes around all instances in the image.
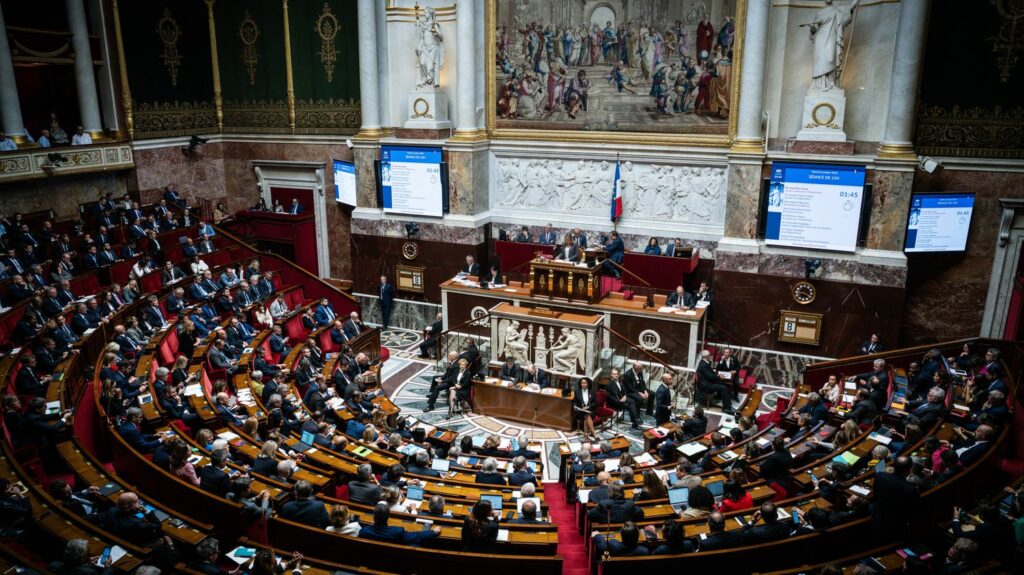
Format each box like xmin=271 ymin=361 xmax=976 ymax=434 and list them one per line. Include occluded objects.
xmin=593 ymin=390 xmax=616 ymax=427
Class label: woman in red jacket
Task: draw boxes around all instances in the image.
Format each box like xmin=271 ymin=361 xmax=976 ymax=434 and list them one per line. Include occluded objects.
xmin=717 ymin=480 xmax=753 ymax=513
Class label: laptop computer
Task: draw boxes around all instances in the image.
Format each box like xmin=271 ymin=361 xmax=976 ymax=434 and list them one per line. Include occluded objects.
xmin=406 ymin=485 xmax=424 ymax=501
xmin=480 ymin=494 xmax=503 ymax=510
xmin=706 ymin=480 xmax=724 ymax=503
xmin=430 ymin=458 xmax=450 ymax=473
xmin=290 ymin=431 xmax=315 ymax=452
xmin=668 ymin=487 xmax=689 ymax=512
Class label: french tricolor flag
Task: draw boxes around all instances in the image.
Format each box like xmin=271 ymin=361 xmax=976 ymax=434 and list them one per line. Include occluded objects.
xmin=610 ymin=160 xmax=623 ymax=222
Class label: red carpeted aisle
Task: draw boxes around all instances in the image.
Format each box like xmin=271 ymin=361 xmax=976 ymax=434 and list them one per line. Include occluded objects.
xmin=545 ymin=482 xmax=589 ymax=575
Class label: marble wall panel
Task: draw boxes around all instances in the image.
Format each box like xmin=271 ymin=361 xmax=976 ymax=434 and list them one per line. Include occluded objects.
xmin=0 ymin=171 xmax=129 ymax=220
xmin=712 ymin=269 xmax=906 ymax=358
xmin=902 ymin=169 xmax=1024 ymax=345
xmin=355 ymin=293 xmax=441 ymax=331
xmin=350 ymin=234 xmax=487 ymax=302
xmin=723 ymin=161 xmax=762 ymax=240
xmin=354 ymin=147 xmax=379 ymax=209
xmin=351 ymin=218 xmax=484 ymax=245
xmin=132 ymin=143 xmax=226 ymax=206
xmin=867 ymin=169 xmax=915 ymax=252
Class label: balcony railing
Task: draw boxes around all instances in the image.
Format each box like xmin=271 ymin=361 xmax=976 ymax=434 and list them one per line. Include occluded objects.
xmin=0 ymin=141 xmax=135 ymax=183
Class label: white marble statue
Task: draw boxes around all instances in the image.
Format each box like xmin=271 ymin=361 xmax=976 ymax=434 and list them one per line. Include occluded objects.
xmin=415 ymin=6 xmax=445 ymax=89
xmin=804 ymin=0 xmax=860 ymax=91
xmin=549 ymin=327 xmax=586 ymax=374
xmin=500 ymin=320 xmax=530 ymax=365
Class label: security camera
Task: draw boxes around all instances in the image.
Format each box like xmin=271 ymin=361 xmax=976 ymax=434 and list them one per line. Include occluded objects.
xmin=405 ymin=222 xmax=420 ymax=239
xmin=345 ymin=139 xmax=354 ymax=149
xmin=804 ymin=258 xmax=822 ymax=279
xmin=919 ymin=156 xmax=943 ymax=175
xmin=182 ymin=134 xmax=209 ymax=157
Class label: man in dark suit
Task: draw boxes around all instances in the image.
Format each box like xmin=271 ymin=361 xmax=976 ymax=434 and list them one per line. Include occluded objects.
xmin=474 ymin=458 xmax=507 ymax=485
xmin=418 ymin=312 xmax=444 ymax=358
xmin=799 ymin=392 xmax=829 ymax=425
xmin=570 ymin=228 xmax=587 ymax=248
xmin=15 ymin=355 xmax=51 ymax=396
xmin=587 ymin=472 xmax=613 ymax=505
xmin=859 ymin=333 xmax=883 ymax=354
xmin=280 ymin=480 xmax=329 ymax=528
xmin=601 ymin=231 xmax=625 ymax=278
xmin=587 ymin=483 xmax=644 ymax=523
xmin=378 ymin=275 xmax=395 ymax=329
xmin=424 ymin=351 xmax=458 ymax=412
xmin=198 ymin=449 xmax=233 ymax=497
xmin=407 ymin=451 xmax=441 ymax=478
xmin=741 ymin=502 xmax=790 ymax=544
xmin=507 ymin=456 xmax=537 ymax=487
xmin=758 ymin=435 xmax=794 ymax=484
xmin=906 ymin=387 xmax=945 ymax=428
xmin=360 ymin=503 xmax=441 ymax=544
xmin=539 ymin=224 xmax=558 ymax=245
xmin=696 ymin=351 xmax=734 ymax=415
xmin=499 ymin=356 xmax=522 ymax=382
xmin=103 ymin=492 xmax=162 ymax=545
xmin=693 ymin=281 xmax=714 ymax=305
xmin=872 ymin=456 xmax=919 ymax=536
xmin=6 ymin=275 xmax=33 ymax=303
xmin=851 ymin=358 xmax=889 ymax=389
xmin=592 ymin=521 xmax=650 ymax=556
xmin=343 ymin=312 xmax=365 ymax=339
xmin=348 ymin=464 xmax=382 ymax=505
xmin=623 ymin=361 xmax=652 ymax=421
xmin=699 ymin=512 xmax=741 ymax=551
xmin=462 ymin=255 xmax=480 ymax=276
xmin=522 ymin=363 xmax=548 ymax=388
xmin=683 ymin=406 xmax=708 ymax=437
xmin=115 ymin=408 xmax=163 ymax=454
xmin=666 ymin=285 xmax=694 ymax=309
xmin=715 ymin=348 xmax=740 ymax=400
xmin=655 ymin=373 xmax=674 ymax=425
xmin=604 ymin=368 xmax=637 ymax=427
xmin=288 ymin=198 xmax=304 ymax=215
xmin=845 ymin=388 xmax=878 ymax=425
xmin=957 ymin=425 xmax=994 ymax=467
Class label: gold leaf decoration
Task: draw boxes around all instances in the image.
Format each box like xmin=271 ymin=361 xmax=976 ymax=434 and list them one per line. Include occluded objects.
xmin=156 ymin=7 xmax=183 ymax=86
xmin=314 ymin=3 xmax=339 ymax=83
xmin=239 ymin=10 xmax=260 ymax=85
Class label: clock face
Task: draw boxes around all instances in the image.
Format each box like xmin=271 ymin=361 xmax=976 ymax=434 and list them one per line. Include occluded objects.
xmin=401 ymin=241 xmax=419 ymax=261
xmin=793 ymin=281 xmax=816 ymax=305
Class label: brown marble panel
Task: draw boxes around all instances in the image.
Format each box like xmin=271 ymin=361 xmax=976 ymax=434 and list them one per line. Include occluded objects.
xmin=447 ymin=148 xmax=485 ymax=216
xmin=712 ymin=269 xmax=906 ymax=358
xmin=353 ymin=147 xmax=379 ymax=209
xmin=867 ymin=169 xmax=914 ymax=252
xmin=902 ymin=169 xmax=1024 ymax=345
xmin=785 ymin=139 xmax=855 ymax=155
xmin=132 ymin=143 xmax=226 ymax=206
xmin=393 ymin=128 xmax=452 ymax=140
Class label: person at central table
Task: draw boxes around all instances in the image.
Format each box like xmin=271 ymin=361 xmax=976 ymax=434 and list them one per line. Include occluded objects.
xmin=555 ymin=236 xmax=582 ymax=263
xmin=499 ymin=356 xmax=522 ymax=382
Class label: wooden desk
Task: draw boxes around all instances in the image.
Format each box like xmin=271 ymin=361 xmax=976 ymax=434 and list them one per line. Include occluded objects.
xmin=473 ymin=378 xmax=574 ymax=431
xmin=529 ymin=258 xmax=602 ymax=303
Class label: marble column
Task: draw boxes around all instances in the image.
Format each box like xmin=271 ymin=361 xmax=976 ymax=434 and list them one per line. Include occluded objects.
xmin=731 ymin=0 xmax=770 ymax=153
xmin=67 ymin=0 xmax=103 ymax=137
xmin=453 ymin=0 xmax=477 ymax=136
xmin=877 ymin=0 xmax=930 ymax=159
xmin=0 ymin=3 xmax=26 ymax=143
xmin=356 ymin=0 xmax=382 ymax=138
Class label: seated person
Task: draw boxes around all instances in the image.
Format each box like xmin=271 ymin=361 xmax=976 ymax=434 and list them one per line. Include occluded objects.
xmin=592 ymin=521 xmax=651 ymax=557
xmin=499 ymin=356 xmax=522 ymax=382
xmin=280 ymin=480 xmax=329 ymax=528
xmin=360 ymin=502 xmax=441 ymax=545
xmin=474 ymin=457 xmax=507 ymax=486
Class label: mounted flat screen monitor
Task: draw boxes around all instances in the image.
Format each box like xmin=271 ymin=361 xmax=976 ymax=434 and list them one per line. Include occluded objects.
xmin=904 ymin=193 xmax=975 ymax=253
xmin=333 ymin=160 xmax=356 ymax=207
xmin=765 ymin=162 xmax=867 ymax=252
xmin=380 ymin=145 xmax=444 ymax=217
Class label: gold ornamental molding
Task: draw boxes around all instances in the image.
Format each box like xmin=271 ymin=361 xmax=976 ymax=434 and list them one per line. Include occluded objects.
xmin=111 ymin=0 xmax=134 ymax=139
xmin=157 ymin=7 xmax=183 ymax=87
xmin=0 ymin=142 xmax=135 ymax=183
xmin=992 ymin=0 xmax=1024 ymax=83
xmin=916 ymin=104 xmax=1024 ymax=160
xmin=239 ymin=10 xmax=260 ymax=85
xmin=132 ymin=100 xmax=217 ymax=139
xmin=314 ymin=3 xmax=340 ymax=83
xmin=483 ymin=0 xmax=744 ymax=147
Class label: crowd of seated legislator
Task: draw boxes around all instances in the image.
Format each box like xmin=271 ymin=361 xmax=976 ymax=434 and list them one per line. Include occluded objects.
xmin=1 ymin=196 xmax=1020 ymax=574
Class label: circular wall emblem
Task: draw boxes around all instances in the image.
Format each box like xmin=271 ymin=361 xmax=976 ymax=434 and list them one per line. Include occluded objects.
xmin=470 ymin=306 xmax=489 ymax=326
xmin=412 ymin=97 xmax=432 ymax=118
xmin=638 ymin=329 xmax=663 ymax=352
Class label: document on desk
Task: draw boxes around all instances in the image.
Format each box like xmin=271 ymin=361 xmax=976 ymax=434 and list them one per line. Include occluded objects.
xmin=633 ymin=453 xmax=656 ymax=467
xmin=578 ymin=489 xmax=592 ymax=504
xmin=678 ymin=442 xmax=707 ymax=457
xmin=496 ymin=529 xmax=510 ymax=542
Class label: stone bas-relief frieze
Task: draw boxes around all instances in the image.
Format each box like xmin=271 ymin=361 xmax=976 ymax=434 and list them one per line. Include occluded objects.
xmin=493 ymin=157 xmax=726 ymax=225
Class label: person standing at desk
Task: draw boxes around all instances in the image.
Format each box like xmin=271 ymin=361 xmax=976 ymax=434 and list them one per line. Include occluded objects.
xmin=715 ymin=348 xmax=740 ymax=400
xmin=602 ymin=231 xmax=625 ymax=278
xmin=575 ymin=376 xmax=598 ymax=440
xmin=655 ymin=373 xmax=674 ymax=425
xmin=378 ymin=275 xmax=395 ymax=330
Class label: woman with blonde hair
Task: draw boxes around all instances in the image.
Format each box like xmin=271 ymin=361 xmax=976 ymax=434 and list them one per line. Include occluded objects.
xmin=326 ymin=504 xmax=361 ymax=535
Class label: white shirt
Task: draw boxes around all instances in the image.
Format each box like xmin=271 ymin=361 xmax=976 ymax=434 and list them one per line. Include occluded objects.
xmin=71 ymin=132 xmax=93 ymax=146
xmin=0 ymin=138 xmax=16 ymax=151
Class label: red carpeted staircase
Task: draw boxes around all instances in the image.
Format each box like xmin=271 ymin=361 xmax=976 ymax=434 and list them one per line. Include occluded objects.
xmin=545 ymin=482 xmax=590 ymax=575
xmin=599 ymin=276 xmax=624 ymax=295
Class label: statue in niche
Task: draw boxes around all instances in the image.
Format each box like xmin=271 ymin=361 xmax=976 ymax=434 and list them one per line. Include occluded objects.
xmin=804 ymin=0 xmax=860 ymax=91
xmin=415 ymin=6 xmax=445 ymax=89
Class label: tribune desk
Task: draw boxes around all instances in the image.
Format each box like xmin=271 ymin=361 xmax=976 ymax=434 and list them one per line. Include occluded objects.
xmin=440 ymin=279 xmax=706 ymax=368
xmin=473 ymin=377 xmax=575 ymax=431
